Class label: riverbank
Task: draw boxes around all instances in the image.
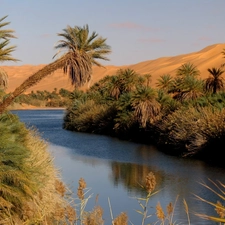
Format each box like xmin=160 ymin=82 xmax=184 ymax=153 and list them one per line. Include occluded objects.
xmin=8 ymin=102 xmax=66 ymax=110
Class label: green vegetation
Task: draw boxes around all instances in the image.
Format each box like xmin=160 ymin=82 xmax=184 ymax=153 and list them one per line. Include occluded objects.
xmin=64 ymin=60 xmax=225 ymax=161
xmin=13 ymin=88 xmax=72 ymax=108
xmin=0 ymin=112 xmax=75 ymax=224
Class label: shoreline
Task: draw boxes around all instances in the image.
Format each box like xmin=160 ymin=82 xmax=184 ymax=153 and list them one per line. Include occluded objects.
xmin=10 ymin=107 xmax=66 ymax=111
xmin=8 ymin=103 xmax=66 ymax=111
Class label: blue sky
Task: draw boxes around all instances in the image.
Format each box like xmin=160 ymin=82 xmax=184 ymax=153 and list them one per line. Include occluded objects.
xmin=1 ymin=0 xmax=225 ymax=66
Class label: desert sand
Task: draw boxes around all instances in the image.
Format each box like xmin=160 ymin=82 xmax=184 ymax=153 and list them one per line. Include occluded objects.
xmin=2 ymin=43 xmax=225 ymax=94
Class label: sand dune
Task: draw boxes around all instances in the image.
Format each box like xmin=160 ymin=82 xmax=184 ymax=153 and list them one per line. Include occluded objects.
xmin=2 ymin=43 xmax=225 ymax=94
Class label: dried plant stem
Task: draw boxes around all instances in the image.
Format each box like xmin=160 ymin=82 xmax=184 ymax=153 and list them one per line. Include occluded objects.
xmin=108 ymin=197 xmax=114 ymax=224
xmin=183 ymin=199 xmax=191 ymax=225
xmin=141 ymin=194 xmax=150 ymax=225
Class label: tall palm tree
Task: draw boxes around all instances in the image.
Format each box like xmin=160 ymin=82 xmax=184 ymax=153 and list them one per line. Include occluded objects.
xmin=0 ymin=15 xmax=18 ymax=90
xmin=0 ymin=24 xmax=111 ymax=113
xmin=176 ymin=62 xmax=200 ymax=77
xmin=205 ymin=67 xmax=225 ymax=94
xmin=131 ymin=87 xmax=161 ymax=128
xmin=107 ymin=75 xmax=122 ymax=100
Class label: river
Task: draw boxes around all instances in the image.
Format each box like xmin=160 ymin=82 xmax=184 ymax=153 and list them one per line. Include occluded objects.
xmin=12 ymin=109 xmax=225 ymax=225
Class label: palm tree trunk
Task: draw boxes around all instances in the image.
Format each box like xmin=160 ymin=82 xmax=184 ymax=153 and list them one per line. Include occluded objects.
xmin=0 ymin=57 xmax=66 ymax=114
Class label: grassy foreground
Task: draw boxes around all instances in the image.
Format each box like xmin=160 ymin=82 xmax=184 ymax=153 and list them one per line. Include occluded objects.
xmin=0 ymin=112 xmax=75 ymax=224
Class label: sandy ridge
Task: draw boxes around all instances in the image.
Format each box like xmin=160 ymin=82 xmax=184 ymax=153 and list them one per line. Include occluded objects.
xmin=2 ymin=43 xmax=225 ymax=94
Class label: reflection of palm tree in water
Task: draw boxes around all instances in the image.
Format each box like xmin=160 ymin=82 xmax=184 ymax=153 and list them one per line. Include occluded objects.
xmin=110 ymin=161 xmax=163 ymax=195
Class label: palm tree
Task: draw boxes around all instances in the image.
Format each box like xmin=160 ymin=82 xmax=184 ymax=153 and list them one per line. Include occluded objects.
xmin=103 ymin=69 xmax=140 ymax=100
xmin=0 ymin=24 xmax=111 ymax=113
xmin=176 ymin=62 xmax=200 ymax=77
xmin=173 ymin=75 xmax=204 ymax=101
xmin=222 ymin=48 xmax=225 ymax=67
xmin=156 ymin=74 xmax=174 ymax=93
xmin=205 ymin=67 xmax=225 ymax=94
xmin=0 ymin=15 xmax=18 ymax=90
xmin=0 ymin=15 xmax=16 ymax=40
xmin=107 ymin=75 xmax=122 ymax=100
xmin=117 ymin=68 xmax=139 ymax=93
xmin=143 ymin=73 xmax=152 ymax=87
xmin=131 ymin=87 xmax=161 ymax=128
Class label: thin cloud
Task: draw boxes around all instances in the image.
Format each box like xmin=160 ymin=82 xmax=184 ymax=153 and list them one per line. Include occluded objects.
xmin=198 ymin=36 xmax=212 ymax=41
xmin=40 ymin=33 xmax=52 ymax=38
xmin=138 ymin=38 xmax=165 ymax=43
xmin=109 ymin=22 xmax=158 ymax=32
xmin=192 ymin=36 xmax=212 ymax=46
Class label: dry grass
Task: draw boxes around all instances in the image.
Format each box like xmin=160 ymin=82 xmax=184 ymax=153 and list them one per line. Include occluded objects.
xmin=0 ymin=113 xmax=75 ymax=224
xmin=194 ymin=179 xmax=225 ymax=224
xmin=21 ymin=128 xmax=71 ymax=224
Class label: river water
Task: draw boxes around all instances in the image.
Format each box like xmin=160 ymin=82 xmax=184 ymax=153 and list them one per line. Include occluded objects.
xmin=13 ymin=109 xmax=225 ymax=225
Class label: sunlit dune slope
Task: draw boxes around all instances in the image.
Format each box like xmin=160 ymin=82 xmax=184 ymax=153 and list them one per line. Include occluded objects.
xmin=2 ymin=43 xmax=225 ymax=94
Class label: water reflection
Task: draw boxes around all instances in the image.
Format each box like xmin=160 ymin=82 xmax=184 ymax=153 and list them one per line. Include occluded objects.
xmin=50 ymin=143 xmax=223 ymax=225
xmin=110 ymin=161 xmax=164 ymax=196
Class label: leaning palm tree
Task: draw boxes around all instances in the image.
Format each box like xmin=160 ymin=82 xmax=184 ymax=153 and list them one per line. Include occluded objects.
xmin=0 ymin=15 xmax=18 ymax=90
xmin=205 ymin=67 xmax=225 ymax=94
xmin=0 ymin=24 xmax=111 ymax=113
xmin=176 ymin=62 xmax=200 ymax=77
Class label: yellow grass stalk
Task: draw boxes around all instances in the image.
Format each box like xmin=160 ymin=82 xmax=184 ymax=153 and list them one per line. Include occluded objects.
xmin=194 ymin=179 xmax=225 ymax=224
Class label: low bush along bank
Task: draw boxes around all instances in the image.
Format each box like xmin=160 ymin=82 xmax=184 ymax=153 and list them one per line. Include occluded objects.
xmin=12 ymin=88 xmax=72 ymax=108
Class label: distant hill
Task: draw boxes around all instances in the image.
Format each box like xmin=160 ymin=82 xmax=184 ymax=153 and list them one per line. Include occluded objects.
xmin=2 ymin=43 xmax=225 ymax=93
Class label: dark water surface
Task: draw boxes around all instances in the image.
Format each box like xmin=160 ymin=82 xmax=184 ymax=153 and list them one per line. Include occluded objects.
xmin=13 ymin=109 xmax=225 ymax=225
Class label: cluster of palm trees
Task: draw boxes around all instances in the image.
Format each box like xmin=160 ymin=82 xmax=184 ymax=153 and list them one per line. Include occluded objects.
xmin=156 ymin=62 xmax=225 ymax=101
xmin=63 ymin=55 xmax=225 ymax=157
